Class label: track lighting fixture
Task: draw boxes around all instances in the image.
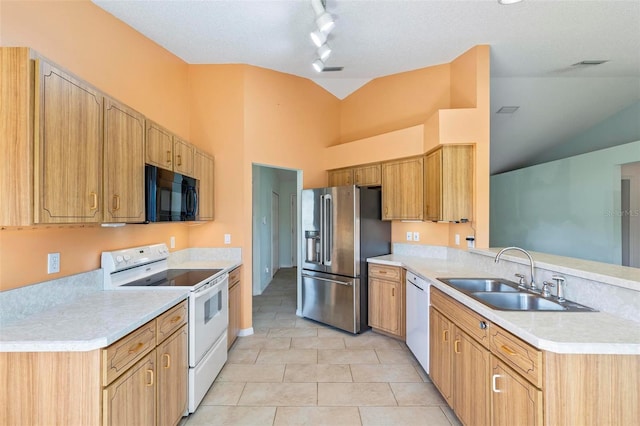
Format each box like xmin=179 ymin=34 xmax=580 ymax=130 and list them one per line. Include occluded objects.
xmin=315 ymin=12 xmax=335 ymax=33
xmin=310 ymin=29 xmax=327 ymax=47
xmin=309 ymin=0 xmax=341 ymax=73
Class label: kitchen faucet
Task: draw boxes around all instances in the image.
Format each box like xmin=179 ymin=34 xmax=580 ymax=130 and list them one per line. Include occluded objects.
xmin=494 ymin=246 xmax=537 ymax=292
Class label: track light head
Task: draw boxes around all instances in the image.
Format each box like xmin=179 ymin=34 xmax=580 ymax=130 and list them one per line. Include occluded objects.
xmin=315 ymin=12 xmax=335 ymax=33
xmin=310 ymin=30 xmax=327 ymax=47
xmin=312 ymin=59 xmax=324 ymax=72
xmin=317 ymin=43 xmax=331 ymax=61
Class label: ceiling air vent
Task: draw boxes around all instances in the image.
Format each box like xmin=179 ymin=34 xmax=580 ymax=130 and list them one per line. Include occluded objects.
xmin=572 ymin=60 xmax=609 ymax=66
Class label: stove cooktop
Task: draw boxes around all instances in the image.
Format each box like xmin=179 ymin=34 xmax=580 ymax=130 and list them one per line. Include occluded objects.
xmin=122 ymin=269 xmax=223 ymax=287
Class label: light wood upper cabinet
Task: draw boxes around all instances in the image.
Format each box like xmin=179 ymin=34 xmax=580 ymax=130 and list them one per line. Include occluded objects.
xmin=103 ymin=97 xmax=146 ymax=223
xmin=0 ymin=48 xmax=35 ymax=226
xmin=328 ymin=168 xmax=354 ymax=186
xmin=194 ymin=149 xmax=215 ymax=220
xmin=354 ymin=164 xmax=381 ymax=186
xmin=173 ymin=137 xmax=194 ymax=176
xmin=425 ymin=144 xmax=474 ymax=222
xmin=146 ymin=120 xmax=174 ymax=170
xmin=34 ymin=59 xmax=103 ymax=223
xmin=381 ymin=156 xmax=424 ymax=220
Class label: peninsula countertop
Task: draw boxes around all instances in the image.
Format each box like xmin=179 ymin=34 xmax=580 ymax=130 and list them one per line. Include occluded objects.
xmin=368 ymin=254 xmax=640 ymax=355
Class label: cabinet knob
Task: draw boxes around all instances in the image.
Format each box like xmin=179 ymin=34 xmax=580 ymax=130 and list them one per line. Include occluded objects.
xmin=479 ymin=321 xmax=487 ymax=330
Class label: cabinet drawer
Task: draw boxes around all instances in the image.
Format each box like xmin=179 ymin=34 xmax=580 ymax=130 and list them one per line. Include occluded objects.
xmin=490 ymin=325 xmax=542 ymax=388
xmin=103 ymin=320 xmax=156 ymax=385
xmin=229 ymin=266 xmax=241 ymax=288
xmin=156 ymin=301 xmax=188 ymax=344
xmin=431 ymin=288 xmax=489 ymax=348
xmin=369 ymin=264 xmax=401 ymax=281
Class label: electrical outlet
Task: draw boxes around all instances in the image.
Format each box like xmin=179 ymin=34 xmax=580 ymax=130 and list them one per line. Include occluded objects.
xmin=413 ymin=232 xmax=420 ymax=242
xmin=224 ymin=234 xmax=231 ymax=244
xmin=406 ymin=231 xmax=413 ymax=241
xmin=455 ymin=234 xmax=460 ymax=246
xmin=170 ymin=236 xmax=175 ymax=249
xmin=47 ymin=253 xmax=60 ymax=274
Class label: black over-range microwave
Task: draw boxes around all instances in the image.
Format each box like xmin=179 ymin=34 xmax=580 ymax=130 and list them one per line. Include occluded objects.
xmin=145 ymin=164 xmax=199 ymax=222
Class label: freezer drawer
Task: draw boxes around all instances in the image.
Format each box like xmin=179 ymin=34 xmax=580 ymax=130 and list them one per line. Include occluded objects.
xmin=302 ymin=271 xmax=360 ymax=334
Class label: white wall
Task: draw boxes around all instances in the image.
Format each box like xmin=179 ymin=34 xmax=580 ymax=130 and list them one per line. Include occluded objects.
xmin=491 ymin=141 xmax=640 ymax=265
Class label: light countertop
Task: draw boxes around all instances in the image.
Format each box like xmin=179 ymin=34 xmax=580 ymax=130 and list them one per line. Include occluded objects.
xmin=0 ymin=261 xmax=241 ymax=353
xmin=368 ymin=254 xmax=640 ymax=355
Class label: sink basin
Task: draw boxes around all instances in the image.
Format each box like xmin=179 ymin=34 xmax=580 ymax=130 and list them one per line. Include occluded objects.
xmin=471 ymin=292 xmax=566 ymax=311
xmin=438 ymin=278 xmax=520 ymax=293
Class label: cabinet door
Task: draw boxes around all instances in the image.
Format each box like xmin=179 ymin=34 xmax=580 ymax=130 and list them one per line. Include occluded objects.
xmin=328 ymin=169 xmax=354 ymax=186
xmin=441 ymin=145 xmax=474 ymax=222
xmin=103 ymin=352 xmax=156 ymax=426
xmin=103 ymin=97 xmax=145 ymax=222
xmin=173 ymin=138 xmax=194 ymax=176
xmin=146 ymin=121 xmax=174 ymax=170
xmin=35 ymin=60 xmax=103 ymax=223
xmin=353 ymin=164 xmax=381 ymax=186
xmin=157 ymin=326 xmax=188 ymax=426
xmin=429 ymin=307 xmax=453 ymax=405
xmin=194 ymin=150 xmax=215 ymax=220
xmin=453 ymin=329 xmax=491 ymax=426
xmin=368 ymin=277 xmax=400 ymax=335
xmin=381 ymin=157 xmax=424 ymax=220
xmin=425 ymin=149 xmax=442 ymax=221
xmin=491 ymin=357 xmax=542 ymax=426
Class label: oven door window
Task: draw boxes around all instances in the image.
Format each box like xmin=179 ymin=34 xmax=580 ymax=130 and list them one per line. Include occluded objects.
xmin=204 ymin=290 xmax=222 ymax=324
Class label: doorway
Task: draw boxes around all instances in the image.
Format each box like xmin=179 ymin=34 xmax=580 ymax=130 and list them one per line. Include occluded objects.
xmin=621 ymin=161 xmax=640 ymax=267
xmin=251 ymin=164 xmax=301 ymax=296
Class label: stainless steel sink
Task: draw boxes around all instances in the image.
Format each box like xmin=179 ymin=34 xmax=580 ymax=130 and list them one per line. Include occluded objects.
xmin=438 ymin=278 xmax=520 ymax=293
xmin=471 ymin=292 xmax=566 ymax=311
xmin=437 ymin=277 xmax=597 ymax=312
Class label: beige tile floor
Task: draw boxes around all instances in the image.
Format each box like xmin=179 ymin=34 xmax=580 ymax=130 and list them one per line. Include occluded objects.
xmin=183 ymin=268 xmax=462 ymax=426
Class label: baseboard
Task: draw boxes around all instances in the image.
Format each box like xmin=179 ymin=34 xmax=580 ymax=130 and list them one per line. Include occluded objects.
xmin=237 ymin=327 xmax=254 ymax=337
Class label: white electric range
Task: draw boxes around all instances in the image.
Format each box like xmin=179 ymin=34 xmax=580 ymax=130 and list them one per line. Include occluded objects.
xmin=101 ymin=243 xmax=228 ymax=413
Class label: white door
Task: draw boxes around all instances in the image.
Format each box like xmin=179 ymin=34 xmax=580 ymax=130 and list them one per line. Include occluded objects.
xmin=272 ymin=192 xmax=279 ymax=277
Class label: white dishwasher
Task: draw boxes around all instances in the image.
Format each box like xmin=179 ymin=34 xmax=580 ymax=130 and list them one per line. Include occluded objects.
xmin=406 ymin=271 xmax=430 ymax=373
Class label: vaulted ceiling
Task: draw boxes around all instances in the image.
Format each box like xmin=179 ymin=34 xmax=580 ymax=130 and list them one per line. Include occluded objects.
xmin=93 ymin=0 xmax=640 ymax=174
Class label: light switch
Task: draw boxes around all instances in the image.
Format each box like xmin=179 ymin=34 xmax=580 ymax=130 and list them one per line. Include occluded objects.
xmin=224 ymin=234 xmax=231 ymax=244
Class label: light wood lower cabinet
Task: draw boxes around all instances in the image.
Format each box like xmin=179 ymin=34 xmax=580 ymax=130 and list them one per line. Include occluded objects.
xmin=228 ymin=266 xmax=242 ymax=349
xmin=368 ymin=264 xmax=405 ymax=339
xmin=0 ymin=300 xmax=188 ymax=426
xmin=491 ymin=357 xmax=542 ymax=426
xmin=430 ymin=287 xmax=640 ymax=426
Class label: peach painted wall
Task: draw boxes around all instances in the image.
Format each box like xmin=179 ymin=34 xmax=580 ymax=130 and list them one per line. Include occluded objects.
xmin=339 ymin=64 xmax=451 ymax=143
xmin=0 ymin=0 xmax=192 ymax=290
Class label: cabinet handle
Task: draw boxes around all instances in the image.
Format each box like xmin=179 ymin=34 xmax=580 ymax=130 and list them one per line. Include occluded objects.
xmin=442 ymin=329 xmax=449 ymax=342
xmin=391 ymin=288 xmax=395 ymax=297
xmin=89 ymin=192 xmax=98 ymax=210
xmin=163 ymin=353 xmax=171 ymax=369
xmin=454 ymin=339 xmax=461 ymax=354
xmin=492 ymin=374 xmax=502 ymax=393
xmin=378 ymin=270 xmax=387 ymax=274
xmin=128 ymin=342 xmax=144 ymax=355
xmin=112 ymin=195 xmax=120 ymax=211
xmin=166 ymin=150 xmax=172 ymax=163
xmin=146 ymin=369 xmax=154 ymax=387
xmin=177 ymin=154 xmax=182 ymax=166
xmin=170 ymin=315 xmax=182 ymax=324
xmin=500 ymin=344 xmax=518 ymax=356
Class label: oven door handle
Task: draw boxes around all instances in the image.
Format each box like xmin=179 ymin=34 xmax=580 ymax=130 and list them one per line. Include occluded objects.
xmin=194 ymin=276 xmax=227 ymax=300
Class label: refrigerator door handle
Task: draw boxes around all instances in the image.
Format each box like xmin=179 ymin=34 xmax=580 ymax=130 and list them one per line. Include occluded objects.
xmin=323 ymin=194 xmax=332 ymax=266
xmin=302 ymin=273 xmax=352 ymax=286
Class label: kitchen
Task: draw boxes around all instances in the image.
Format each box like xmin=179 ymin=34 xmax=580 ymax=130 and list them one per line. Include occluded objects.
xmin=1 ymin=1 xmax=639 ymax=425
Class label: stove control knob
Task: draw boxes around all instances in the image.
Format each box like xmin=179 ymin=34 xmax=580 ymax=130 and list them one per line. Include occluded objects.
xmin=124 ymin=255 xmax=132 ymax=262
xmin=116 ymin=256 xmax=124 ymax=263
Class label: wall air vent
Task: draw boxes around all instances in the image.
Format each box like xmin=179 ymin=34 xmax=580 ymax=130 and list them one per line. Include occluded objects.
xmin=572 ymin=60 xmax=609 ymax=66
xmin=496 ymin=106 xmax=519 ymax=114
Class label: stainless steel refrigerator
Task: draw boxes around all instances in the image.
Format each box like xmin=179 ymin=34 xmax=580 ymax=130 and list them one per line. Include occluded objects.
xmin=301 ymin=185 xmax=391 ymax=333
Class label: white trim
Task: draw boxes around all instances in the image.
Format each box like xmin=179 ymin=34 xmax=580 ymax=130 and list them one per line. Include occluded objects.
xmin=237 ymin=327 xmax=254 ymax=337
xmin=296 ymin=308 xmax=303 ymax=317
